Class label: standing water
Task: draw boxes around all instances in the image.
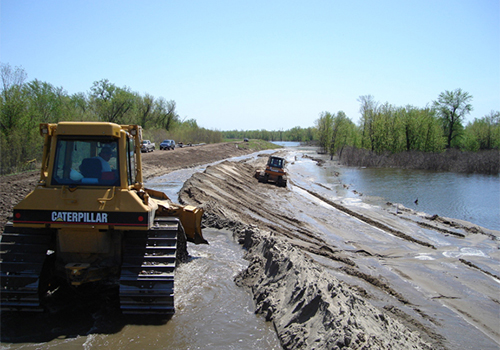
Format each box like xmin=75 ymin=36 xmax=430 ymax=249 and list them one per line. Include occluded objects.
xmin=281 ymin=142 xmax=499 ymax=231
xmin=337 ymin=167 xmax=500 ymax=231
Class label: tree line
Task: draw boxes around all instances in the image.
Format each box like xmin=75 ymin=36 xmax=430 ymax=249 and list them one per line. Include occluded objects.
xmin=315 ymin=91 xmax=499 ymax=158
xmin=222 ymin=127 xmax=316 ymax=142
xmin=2 ymin=62 xmax=498 ymax=175
xmin=223 ymin=90 xmax=499 ymax=159
xmin=0 ymin=63 xmax=222 ymax=175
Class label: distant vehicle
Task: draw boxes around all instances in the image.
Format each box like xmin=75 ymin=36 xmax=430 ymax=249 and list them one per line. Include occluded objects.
xmin=255 ymin=155 xmax=287 ymax=187
xmin=141 ymin=140 xmax=155 ymax=152
xmin=160 ymin=139 xmax=176 ymax=150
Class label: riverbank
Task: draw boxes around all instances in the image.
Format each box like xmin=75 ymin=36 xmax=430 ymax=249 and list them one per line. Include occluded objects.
xmin=338 ymin=146 xmax=500 ymax=175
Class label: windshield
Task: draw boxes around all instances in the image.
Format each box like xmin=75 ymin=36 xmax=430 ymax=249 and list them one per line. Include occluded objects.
xmin=269 ymin=157 xmax=284 ymax=168
xmin=51 ymin=137 xmax=120 ymax=186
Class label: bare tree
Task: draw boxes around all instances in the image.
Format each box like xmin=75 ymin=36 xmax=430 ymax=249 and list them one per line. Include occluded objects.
xmin=1 ymin=63 xmax=28 ymax=132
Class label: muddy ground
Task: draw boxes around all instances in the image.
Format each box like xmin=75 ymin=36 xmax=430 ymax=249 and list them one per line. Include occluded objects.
xmin=1 ymin=142 xmax=499 ymax=349
xmin=177 ymin=150 xmax=500 ymax=349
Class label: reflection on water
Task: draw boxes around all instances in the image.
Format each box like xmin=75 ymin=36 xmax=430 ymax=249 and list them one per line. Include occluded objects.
xmin=338 ymin=168 xmax=500 ymax=231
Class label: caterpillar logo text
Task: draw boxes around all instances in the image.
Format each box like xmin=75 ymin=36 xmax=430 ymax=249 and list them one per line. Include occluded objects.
xmin=52 ymin=211 xmax=108 ymax=223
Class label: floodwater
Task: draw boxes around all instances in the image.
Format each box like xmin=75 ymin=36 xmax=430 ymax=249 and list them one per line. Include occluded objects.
xmin=284 ymin=143 xmax=499 ymax=231
xmin=80 ymin=228 xmax=281 ymax=350
xmin=337 ymin=168 xmax=500 ymax=231
xmin=0 ymin=228 xmax=281 ymax=349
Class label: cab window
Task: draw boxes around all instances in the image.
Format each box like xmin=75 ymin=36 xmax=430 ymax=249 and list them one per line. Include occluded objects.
xmin=127 ymin=135 xmax=137 ymax=186
xmin=51 ymin=137 xmax=120 ymax=186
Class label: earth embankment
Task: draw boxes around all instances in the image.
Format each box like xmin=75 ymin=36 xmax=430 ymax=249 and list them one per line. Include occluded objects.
xmin=1 ymin=142 xmax=498 ymax=349
xmin=178 ymin=151 xmax=500 ymax=350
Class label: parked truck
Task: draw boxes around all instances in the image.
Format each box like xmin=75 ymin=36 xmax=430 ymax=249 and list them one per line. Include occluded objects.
xmin=0 ymin=122 xmax=207 ymax=315
xmin=141 ymin=140 xmax=155 ymax=152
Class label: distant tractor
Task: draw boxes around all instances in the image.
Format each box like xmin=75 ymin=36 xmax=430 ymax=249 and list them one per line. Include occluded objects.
xmin=255 ymin=155 xmax=287 ymax=187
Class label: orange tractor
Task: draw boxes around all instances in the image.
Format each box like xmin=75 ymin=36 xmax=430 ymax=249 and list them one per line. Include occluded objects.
xmin=255 ymin=155 xmax=287 ymax=187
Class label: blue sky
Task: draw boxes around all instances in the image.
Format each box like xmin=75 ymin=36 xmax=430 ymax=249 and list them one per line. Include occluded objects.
xmin=1 ymin=0 xmax=499 ymax=130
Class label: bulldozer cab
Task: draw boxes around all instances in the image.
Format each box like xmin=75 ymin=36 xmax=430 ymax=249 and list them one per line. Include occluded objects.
xmin=52 ymin=138 xmax=120 ymax=186
xmin=40 ymin=122 xmax=141 ymax=189
xmin=267 ymin=156 xmax=285 ymax=169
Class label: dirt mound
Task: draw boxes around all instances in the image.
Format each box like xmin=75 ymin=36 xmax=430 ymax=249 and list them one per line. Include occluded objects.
xmin=235 ymin=228 xmax=432 ymax=350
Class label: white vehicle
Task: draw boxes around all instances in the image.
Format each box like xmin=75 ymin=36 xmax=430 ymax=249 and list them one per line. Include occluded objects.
xmin=141 ymin=140 xmax=155 ymax=152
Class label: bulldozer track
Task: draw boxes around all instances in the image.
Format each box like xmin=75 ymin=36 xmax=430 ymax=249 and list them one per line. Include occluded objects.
xmin=119 ymin=217 xmax=182 ymax=315
xmin=0 ymin=222 xmax=52 ymax=312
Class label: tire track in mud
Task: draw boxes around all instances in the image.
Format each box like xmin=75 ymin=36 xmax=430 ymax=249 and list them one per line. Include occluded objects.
xmin=181 ymin=161 xmax=346 ymax=257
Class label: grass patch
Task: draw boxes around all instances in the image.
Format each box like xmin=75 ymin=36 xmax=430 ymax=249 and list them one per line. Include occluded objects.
xmin=235 ymin=139 xmax=282 ymax=151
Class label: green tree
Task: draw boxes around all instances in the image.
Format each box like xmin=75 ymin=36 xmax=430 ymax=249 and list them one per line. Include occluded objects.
xmin=420 ymin=108 xmax=446 ymax=152
xmin=67 ymin=92 xmax=89 ymax=121
xmin=316 ymin=111 xmax=333 ymax=154
xmin=358 ymin=95 xmax=378 ymax=151
xmin=331 ymin=111 xmax=357 ymax=158
xmin=137 ymin=93 xmax=155 ymax=128
xmin=89 ymin=79 xmax=135 ymax=123
xmin=24 ymin=79 xmax=67 ymax=124
xmin=0 ymin=64 xmax=31 ymax=174
xmin=371 ymin=103 xmax=396 ymax=154
xmin=433 ymin=88 xmax=473 ymax=148
xmin=463 ymin=111 xmax=500 ymax=151
xmin=154 ymin=98 xmax=178 ymax=130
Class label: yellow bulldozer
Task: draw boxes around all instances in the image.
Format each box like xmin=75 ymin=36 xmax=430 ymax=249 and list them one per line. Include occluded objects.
xmin=0 ymin=122 xmax=207 ymax=315
xmin=255 ymin=155 xmax=288 ymax=187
